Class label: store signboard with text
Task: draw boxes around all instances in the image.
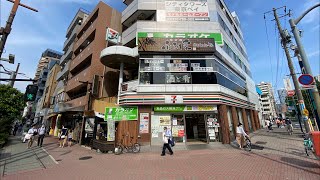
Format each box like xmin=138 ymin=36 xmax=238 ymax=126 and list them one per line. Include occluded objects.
xmin=164 ymin=1 xmax=210 ymax=21
xmin=105 ymin=106 xmax=138 ymax=121
xmin=137 ymin=32 xmax=223 ymax=53
xmin=154 ymin=105 xmax=217 ymax=112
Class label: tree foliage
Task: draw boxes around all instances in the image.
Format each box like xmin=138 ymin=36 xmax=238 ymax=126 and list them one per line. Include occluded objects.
xmin=0 ymin=84 xmax=25 ymax=134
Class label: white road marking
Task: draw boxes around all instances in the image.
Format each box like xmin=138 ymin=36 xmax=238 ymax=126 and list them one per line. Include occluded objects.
xmin=42 ymin=147 xmax=59 ymax=164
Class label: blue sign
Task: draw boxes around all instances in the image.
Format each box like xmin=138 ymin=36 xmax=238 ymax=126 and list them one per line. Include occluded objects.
xmin=298 ymin=74 xmax=314 ymax=86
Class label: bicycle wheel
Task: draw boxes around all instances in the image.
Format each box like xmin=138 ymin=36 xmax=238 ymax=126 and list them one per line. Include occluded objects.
xmin=115 ymin=145 xmax=123 ymax=155
xmin=133 ymin=143 xmax=140 ymax=153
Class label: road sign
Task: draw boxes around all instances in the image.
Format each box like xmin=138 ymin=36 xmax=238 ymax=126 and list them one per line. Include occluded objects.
xmin=298 ymin=74 xmax=314 ymax=85
xmin=287 ymin=90 xmax=295 ymax=97
xmin=303 ymin=108 xmax=309 ymax=116
xmin=301 ymin=85 xmax=316 ymax=90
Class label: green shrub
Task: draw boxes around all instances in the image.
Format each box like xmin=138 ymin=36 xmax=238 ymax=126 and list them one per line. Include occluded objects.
xmin=0 ymin=132 xmax=9 ymax=144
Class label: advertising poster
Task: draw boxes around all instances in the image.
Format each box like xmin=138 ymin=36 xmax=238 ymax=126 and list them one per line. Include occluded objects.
xmin=85 ymin=118 xmax=95 ymax=132
xmin=159 ymin=116 xmax=171 ymax=126
xmin=151 ymin=115 xmax=159 ymax=138
xmin=172 ymin=125 xmax=184 ymax=137
xmin=178 ymin=129 xmax=185 ymax=137
xmin=139 ymin=113 xmax=149 ymax=133
xmin=107 ymin=119 xmax=115 ymax=141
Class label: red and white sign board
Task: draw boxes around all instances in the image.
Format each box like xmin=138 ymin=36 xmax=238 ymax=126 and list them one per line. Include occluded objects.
xmin=287 ymin=90 xmax=295 ymax=97
xmin=301 ymin=85 xmax=316 ymax=90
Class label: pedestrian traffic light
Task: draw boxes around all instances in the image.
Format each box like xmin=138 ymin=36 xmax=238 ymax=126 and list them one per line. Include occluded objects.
xmin=24 ymin=84 xmax=38 ymax=102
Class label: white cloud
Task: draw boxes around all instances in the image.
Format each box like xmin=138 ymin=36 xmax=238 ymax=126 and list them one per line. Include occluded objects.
xmin=308 ymin=50 xmax=320 ymax=58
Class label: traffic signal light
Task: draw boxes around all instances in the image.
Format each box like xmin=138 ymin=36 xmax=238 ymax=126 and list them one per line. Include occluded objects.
xmin=24 ymin=84 xmax=38 ymax=102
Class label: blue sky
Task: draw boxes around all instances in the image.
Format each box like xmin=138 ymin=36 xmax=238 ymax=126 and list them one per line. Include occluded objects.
xmin=0 ymin=0 xmax=319 ymax=93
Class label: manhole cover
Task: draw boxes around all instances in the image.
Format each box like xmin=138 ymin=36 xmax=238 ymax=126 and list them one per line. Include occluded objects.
xmin=79 ymin=156 xmax=92 ymax=160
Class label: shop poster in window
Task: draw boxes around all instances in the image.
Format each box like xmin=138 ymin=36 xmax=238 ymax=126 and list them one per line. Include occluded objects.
xmin=159 ymin=116 xmax=171 ymax=126
xmin=139 ymin=113 xmax=149 ymax=134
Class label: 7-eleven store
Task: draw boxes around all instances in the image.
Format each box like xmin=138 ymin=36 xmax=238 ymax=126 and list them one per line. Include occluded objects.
xmin=118 ymin=93 xmax=261 ymax=146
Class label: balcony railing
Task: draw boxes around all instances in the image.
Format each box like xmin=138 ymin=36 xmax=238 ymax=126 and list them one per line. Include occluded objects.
xmin=69 ymin=41 xmax=93 ymax=72
xmin=60 ymin=42 xmax=74 ymax=66
xmin=121 ymin=79 xmax=138 ymax=93
xmin=63 ymin=28 xmax=78 ymax=51
xmin=56 ymin=61 xmax=70 ymax=81
xmin=66 ymin=67 xmax=90 ymax=92
xmin=74 ymin=20 xmax=96 ymax=52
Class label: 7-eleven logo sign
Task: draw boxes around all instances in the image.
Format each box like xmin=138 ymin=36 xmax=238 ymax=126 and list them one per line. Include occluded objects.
xmin=165 ymin=95 xmax=183 ymax=104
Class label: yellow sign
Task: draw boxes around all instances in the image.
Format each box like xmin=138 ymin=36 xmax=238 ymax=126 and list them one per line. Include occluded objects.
xmin=303 ymin=109 xmax=309 ymax=116
xmin=159 ymin=116 xmax=171 ymax=126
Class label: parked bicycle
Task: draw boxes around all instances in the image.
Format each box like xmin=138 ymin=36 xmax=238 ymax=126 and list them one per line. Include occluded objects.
xmin=115 ymin=134 xmax=140 ymax=155
xmin=303 ymin=134 xmax=314 ymax=156
xmin=244 ymin=136 xmax=252 ymax=151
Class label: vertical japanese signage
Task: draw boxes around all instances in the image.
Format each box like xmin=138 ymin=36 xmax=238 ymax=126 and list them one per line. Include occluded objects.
xmin=165 ymin=1 xmax=210 ymax=21
xmin=137 ymin=32 xmax=222 ymax=53
xmin=139 ymin=113 xmax=149 ymax=133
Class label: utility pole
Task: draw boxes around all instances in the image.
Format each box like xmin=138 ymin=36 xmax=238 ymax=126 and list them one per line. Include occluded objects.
xmin=0 ymin=0 xmax=38 ymax=58
xmin=8 ymin=62 xmax=19 ymax=87
xmin=272 ymin=7 xmax=310 ymax=133
xmin=289 ymin=3 xmax=320 ymax=130
xmin=293 ymin=49 xmax=320 ymax=130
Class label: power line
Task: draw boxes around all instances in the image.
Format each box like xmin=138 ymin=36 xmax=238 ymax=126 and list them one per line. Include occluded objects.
xmin=264 ymin=14 xmax=274 ymax=86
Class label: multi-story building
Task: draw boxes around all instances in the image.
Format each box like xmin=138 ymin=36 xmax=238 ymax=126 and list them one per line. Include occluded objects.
xmin=48 ymin=10 xmax=90 ymax=136
xmin=34 ymin=49 xmax=62 ymax=81
xmin=53 ymin=2 xmax=122 ymax=139
xmin=34 ymin=49 xmax=62 ymax=102
xmin=257 ymin=82 xmax=277 ymax=120
xmin=100 ymin=0 xmax=261 ymax=146
xmin=34 ymin=59 xmax=59 ymax=124
xmin=40 ymin=61 xmax=61 ymax=127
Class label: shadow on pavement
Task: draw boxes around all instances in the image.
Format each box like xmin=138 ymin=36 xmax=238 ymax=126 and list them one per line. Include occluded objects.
xmin=251 ymin=144 xmax=264 ymax=150
xmin=251 ymin=152 xmax=320 ymax=176
xmin=280 ymin=156 xmax=320 ymax=168
xmin=60 ymin=150 xmax=72 ymax=156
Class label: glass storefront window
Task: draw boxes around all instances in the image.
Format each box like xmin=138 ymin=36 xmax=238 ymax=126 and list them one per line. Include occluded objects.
xmin=166 ymin=73 xmax=191 ymax=84
xmin=171 ymin=114 xmax=185 ymax=143
xmin=139 ymin=57 xmax=248 ymax=97
xmin=191 ymin=72 xmax=217 ymax=84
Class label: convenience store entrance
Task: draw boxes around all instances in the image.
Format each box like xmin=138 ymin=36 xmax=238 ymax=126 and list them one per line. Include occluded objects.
xmin=185 ymin=114 xmax=207 ymax=144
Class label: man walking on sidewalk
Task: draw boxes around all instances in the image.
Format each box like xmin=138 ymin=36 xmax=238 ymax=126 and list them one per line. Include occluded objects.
xmin=37 ymin=124 xmax=46 ymax=147
xmin=161 ymin=127 xmax=173 ymax=156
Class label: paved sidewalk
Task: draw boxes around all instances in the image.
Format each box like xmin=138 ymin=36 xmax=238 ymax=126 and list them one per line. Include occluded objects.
xmin=1 ymin=127 xmax=319 ymax=180
xmin=0 ymin=136 xmax=56 ymax=177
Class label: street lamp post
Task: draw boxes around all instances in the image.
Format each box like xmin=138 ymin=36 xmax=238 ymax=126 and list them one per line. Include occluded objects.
xmin=289 ymin=3 xmax=320 ymax=130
